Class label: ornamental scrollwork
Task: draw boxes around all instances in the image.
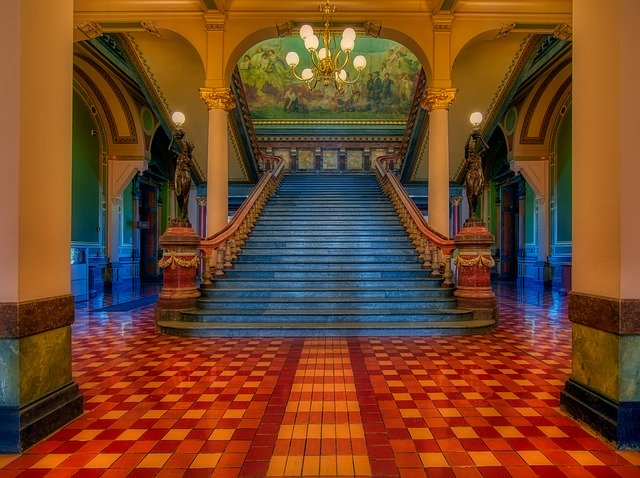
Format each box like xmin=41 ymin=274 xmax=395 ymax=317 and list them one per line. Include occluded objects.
xmin=158 ymin=251 xmax=199 ymax=269
xmin=454 ymin=252 xmax=495 ymax=268
xmin=420 ymin=88 xmax=458 ymax=111
xmin=199 ymin=87 xmax=236 ymax=111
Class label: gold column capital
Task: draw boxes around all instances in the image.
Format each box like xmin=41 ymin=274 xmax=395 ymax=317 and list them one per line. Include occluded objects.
xmin=451 ymin=196 xmax=463 ymax=206
xmin=421 ymin=87 xmax=458 ymax=111
xmin=199 ymin=87 xmax=236 ymax=111
xmin=196 ymin=195 xmax=207 ymax=207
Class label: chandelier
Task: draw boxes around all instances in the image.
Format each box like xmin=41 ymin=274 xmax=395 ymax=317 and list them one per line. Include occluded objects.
xmin=285 ymin=0 xmax=367 ymax=90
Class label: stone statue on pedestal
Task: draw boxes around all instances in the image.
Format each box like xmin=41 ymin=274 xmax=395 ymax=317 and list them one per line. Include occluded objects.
xmin=169 ymin=127 xmax=194 ymax=225
xmin=464 ymin=128 xmax=489 ymax=224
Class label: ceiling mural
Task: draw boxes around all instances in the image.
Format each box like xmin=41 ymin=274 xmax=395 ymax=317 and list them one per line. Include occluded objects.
xmin=237 ymin=37 xmax=421 ymax=123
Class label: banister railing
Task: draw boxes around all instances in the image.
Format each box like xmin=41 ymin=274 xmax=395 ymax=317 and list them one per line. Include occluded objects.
xmin=374 ymin=157 xmax=455 ymax=287
xmin=199 ymin=156 xmax=285 ymax=285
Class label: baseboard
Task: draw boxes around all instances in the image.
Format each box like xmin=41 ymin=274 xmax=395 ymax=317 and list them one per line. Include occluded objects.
xmin=561 ymin=378 xmax=640 ymax=449
xmin=0 ymin=381 xmax=84 ymax=453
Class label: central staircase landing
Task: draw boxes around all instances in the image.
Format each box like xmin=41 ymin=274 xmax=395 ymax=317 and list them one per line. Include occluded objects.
xmin=158 ymin=173 xmax=495 ymax=336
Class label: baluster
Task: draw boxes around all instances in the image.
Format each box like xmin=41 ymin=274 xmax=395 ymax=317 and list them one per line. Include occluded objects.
xmin=430 ymin=248 xmax=441 ymax=277
xmin=215 ymin=246 xmax=225 ymax=276
xmin=230 ymin=237 xmax=239 ymax=260
xmin=423 ymin=242 xmax=432 ymax=269
xmin=418 ymin=238 xmax=428 ymax=262
xmin=442 ymin=253 xmax=454 ymax=287
xmin=224 ymin=241 xmax=233 ymax=268
xmin=201 ymin=253 xmax=212 ymax=286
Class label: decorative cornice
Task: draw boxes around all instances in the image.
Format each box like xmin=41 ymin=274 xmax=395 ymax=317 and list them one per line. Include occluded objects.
xmin=77 ymin=20 xmax=103 ymax=39
xmin=553 ymin=23 xmax=572 ymax=41
xmin=276 ymin=20 xmax=294 ymax=37
xmin=421 ymin=88 xmax=458 ymax=111
xmin=495 ymin=22 xmax=516 ymax=39
xmin=199 ymin=87 xmax=236 ymax=111
xmin=140 ymin=20 xmax=162 ymax=38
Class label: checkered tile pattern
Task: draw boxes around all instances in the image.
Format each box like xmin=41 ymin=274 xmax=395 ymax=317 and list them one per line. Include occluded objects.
xmin=1 ymin=283 xmax=639 ymax=477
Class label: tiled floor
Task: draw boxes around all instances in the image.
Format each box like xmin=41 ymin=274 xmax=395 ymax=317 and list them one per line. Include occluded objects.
xmin=1 ymin=283 xmax=639 ymax=477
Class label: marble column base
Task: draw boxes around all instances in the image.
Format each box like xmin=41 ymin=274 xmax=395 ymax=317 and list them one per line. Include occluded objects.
xmin=561 ymin=379 xmax=640 ymax=449
xmin=0 ymin=381 xmax=83 ymax=453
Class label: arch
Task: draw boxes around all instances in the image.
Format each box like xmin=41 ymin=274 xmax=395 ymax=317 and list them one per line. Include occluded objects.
xmin=223 ymin=24 xmax=432 ymax=85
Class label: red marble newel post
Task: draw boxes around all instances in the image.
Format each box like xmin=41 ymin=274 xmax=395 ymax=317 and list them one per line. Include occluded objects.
xmin=155 ymin=225 xmax=201 ymax=322
xmin=453 ymin=223 xmax=498 ymax=321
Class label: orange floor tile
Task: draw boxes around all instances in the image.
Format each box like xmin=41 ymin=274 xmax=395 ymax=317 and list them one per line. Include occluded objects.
xmin=0 ymin=283 xmax=639 ymax=477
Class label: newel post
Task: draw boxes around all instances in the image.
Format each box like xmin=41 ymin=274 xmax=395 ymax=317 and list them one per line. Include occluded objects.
xmin=155 ymin=226 xmax=201 ymax=322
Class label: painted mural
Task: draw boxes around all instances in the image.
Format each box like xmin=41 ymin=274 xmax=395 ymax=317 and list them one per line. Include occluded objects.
xmin=238 ymin=37 xmax=421 ymax=121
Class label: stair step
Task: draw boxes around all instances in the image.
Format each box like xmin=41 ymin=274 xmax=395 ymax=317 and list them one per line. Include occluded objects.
xmin=199 ymin=286 xmax=453 ymax=299
xmin=230 ymin=263 xmax=426 ymax=272
xmin=158 ymin=319 xmax=495 ymax=337
xmin=213 ymin=278 xmax=443 ymax=288
xmin=180 ymin=307 xmax=473 ymax=323
xmin=236 ymin=255 xmax=420 ymax=263
xmin=197 ymin=297 xmax=456 ymax=310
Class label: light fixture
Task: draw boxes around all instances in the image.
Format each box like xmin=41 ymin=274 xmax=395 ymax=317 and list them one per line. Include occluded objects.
xmin=470 ymin=111 xmax=483 ymax=128
xmin=171 ymin=111 xmax=186 ymax=127
xmin=286 ymin=0 xmax=367 ymax=90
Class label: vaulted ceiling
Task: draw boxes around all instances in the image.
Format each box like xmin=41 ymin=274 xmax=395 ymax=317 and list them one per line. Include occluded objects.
xmin=74 ymin=0 xmax=572 ymax=183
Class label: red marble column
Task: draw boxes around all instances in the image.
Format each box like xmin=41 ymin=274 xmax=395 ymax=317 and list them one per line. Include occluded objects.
xmin=451 ymin=196 xmax=462 ymax=237
xmin=197 ymin=196 xmax=207 ymax=239
xmin=155 ymin=225 xmax=201 ymax=323
xmin=454 ymin=222 xmax=498 ymax=321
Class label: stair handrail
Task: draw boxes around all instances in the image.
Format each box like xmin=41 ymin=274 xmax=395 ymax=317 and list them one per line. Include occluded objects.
xmin=199 ymin=156 xmax=285 ymax=285
xmin=374 ymin=157 xmax=455 ymax=286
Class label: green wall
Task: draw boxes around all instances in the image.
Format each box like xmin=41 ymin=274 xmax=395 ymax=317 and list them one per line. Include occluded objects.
xmin=71 ymin=93 xmax=100 ymax=243
xmin=556 ymin=105 xmax=572 ymax=242
xmin=525 ymin=182 xmax=535 ymax=244
xmin=122 ymin=182 xmax=134 ymax=245
xmin=487 ymin=182 xmax=497 ymax=238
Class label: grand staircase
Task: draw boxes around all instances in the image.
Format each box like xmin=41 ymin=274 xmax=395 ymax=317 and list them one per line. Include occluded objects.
xmin=158 ymin=172 xmax=495 ymax=336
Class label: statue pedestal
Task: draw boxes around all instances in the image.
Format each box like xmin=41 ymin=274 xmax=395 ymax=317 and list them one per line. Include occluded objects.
xmin=155 ymin=225 xmax=201 ymax=323
xmin=454 ymin=221 xmax=498 ymax=321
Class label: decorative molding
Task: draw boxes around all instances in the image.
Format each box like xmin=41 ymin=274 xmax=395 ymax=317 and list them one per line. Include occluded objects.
xmin=520 ymin=58 xmax=572 ymax=144
xmin=73 ymin=60 xmax=138 ymax=144
xmin=363 ymin=20 xmax=382 ymax=38
xmin=421 ymin=88 xmax=458 ymax=111
xmin=140 ymin=20 xmax=162 ymax=38
xmin=199 ymin=87 xmax=236 ymax=111
xmin=495 ymin=22 xmax=516 ymax=39
xmin=77 ymin=21 xmax=103 ymax=39
xmin=434 ymin=23 xmax=452 ymax=32
xmin=451 ymin=196 xmax=462 ymax=206
xmin=432 ymin=14 xmax=454 ymax=33
xmin=509 ymin=156 xmax=549 ymax=201
xmin=205 ymin=13 xmax=226 ymax=31
xmin=553 ymin=23 xmax=572 ymax=41
xmin=276 ymin=20 xmax=294 ymax=37
xmin=196 ymin=195 xmax=207 ymax=207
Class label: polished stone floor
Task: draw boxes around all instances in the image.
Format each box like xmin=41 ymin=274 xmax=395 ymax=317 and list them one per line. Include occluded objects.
xmin=1 ymin=283 xmax=639 ymax=477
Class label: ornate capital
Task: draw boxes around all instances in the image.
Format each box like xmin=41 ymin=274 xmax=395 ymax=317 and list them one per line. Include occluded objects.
xmin=199 ymin=87 xmax=236 ymax=111
xmin=451 ymin=196 xmax=462 ymax=207
xmin=421 ymin=88 xmax=458 ymax=111
xmin=77 ymin=21 xmax=103 ymax=39
xmin=196 ymin=195 xmax=207 ymax=207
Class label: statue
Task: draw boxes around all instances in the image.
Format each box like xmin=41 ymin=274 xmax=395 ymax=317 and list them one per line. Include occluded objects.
xmin=464 ymin=128 xmax=489 ymax=224
xmin=169 ymin=127 xmax=194 ymax=225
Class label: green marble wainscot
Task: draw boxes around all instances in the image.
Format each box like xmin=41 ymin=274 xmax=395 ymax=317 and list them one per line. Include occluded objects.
xmin=0 ymin=325 xmax=82 ymax=452
xmin=0 ymin=326 xmax=72 ymax=407
xmin=571 ymin=323 xmax=640 ymax=402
